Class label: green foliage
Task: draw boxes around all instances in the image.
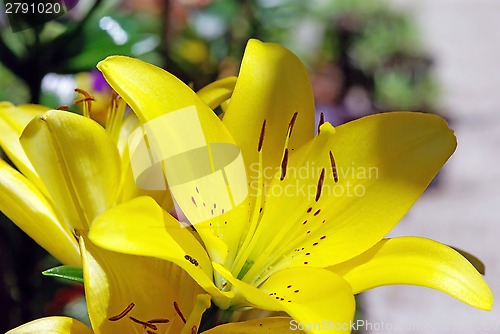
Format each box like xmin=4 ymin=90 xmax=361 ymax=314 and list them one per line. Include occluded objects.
xmin=42 ymin=265 xmax=84 ymax=284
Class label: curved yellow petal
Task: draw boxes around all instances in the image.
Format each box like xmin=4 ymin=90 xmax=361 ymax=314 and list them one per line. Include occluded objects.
xmin=80 ymin=236 xmax=209 ymax=334
xmin=202 ymin=317 xmax=300 ymax=333
xmin=116 ymin=111 xmax=140 ymax=156
xmin=6 ymin=316 xmax=93 ymax=334
xmin=222 ymin=39 xmax=315 ymax=182
xmin=88 ymin=196 xmax=233 ymax=309
xmin=0 ymin=102 xmax=49 ymax=194
xmin=0 ymin=159 xmax=80 ymax=266
xmin=213 ymin=264 xmax=355 ymax=334
xmin=98 ymin=56 xmax=249 ymax=257
xmin=240 ymin=112 xmax=457 ymax=281
xmin=197 ymin=76 xmax=237 ymax=110
xmin=97 ymin=56 xmax=234 ymax=144
xmin=119 ymin=144 xmax=174 ymax=212
xmin=20 ymin=110 xmax=121 ymax=230
xmin=331 ymin=237 xmax=494 ymax=310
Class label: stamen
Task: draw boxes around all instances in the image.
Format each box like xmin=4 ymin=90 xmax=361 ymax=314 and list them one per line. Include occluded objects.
xmin=129 ymin=316 xmax=158 ymax=330
xmin=74 ymin=88 xmax=92 ymax=97
xmin=329 ymin=151 xmax=339 ymax=183
xmin=174 ymin=301 xmax=187 ymax=323
xmin=147 ymin=318 xmax=169 ymax=324
xmin=318 ymin=112 xmax=325 ymax=134
xmin=108 ymin=302 xmax=135 ymax=321
xmin=56 ymin=105 xmax=70 ymax=111
xmin=258 ymin=119 xmax=266 ymax=152
xmin=315 ymin=168 xmax=325 ymax=202
xmin=287 ymin=112 xmax=298 ymax=138
xmin=280 ymin=148 xmax=289 ymax=181
xmin=74 ymin=88 xmax=95 ymax=118
xmin=106 ymin=91 xmax=126 ymax=142
xmin=192 ymin=325 xmax=198 ymax=334
xmin=184 ymin=254 xmax=199 ymax=266
xmin=73 ymin=96 xmax=96 ymax=104
xmin=278 ymin=112 xmax=297 ymax=182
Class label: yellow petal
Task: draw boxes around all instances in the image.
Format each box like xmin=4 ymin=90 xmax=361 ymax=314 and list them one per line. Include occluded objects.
xmin=116 ymin=111 xmax=140 ymax=156
xmin=202 ymin=317 xmax=300 ymax=333
xmin=0 ymin=159 xmax=80 ymax=266
xmin=6 ymin=316 xmax=93 ymax=334
xmin=80 ymin=236 xmax=209 ymax=334
xmin=97 ymin=56 xmax=234 ymax=143
xmin=197 ymin=76 xmax=237 ymax=110
xmin=117 ymin=112 xmax=175 ymax=212
xmin=88 ymin=196 xmax=233 ymax=309
xmin=0 ymin=102 xmax=50 ymax=193
xmin=239 ymin=112 xmax=457 ymax=282
xmin=222 ymin=39 xmax=315 ymax=183
xmin=331 ymin=237 xmax=494 ymax=310
xmin=213 ymin=263 xmax=355 ymax=334
xmin=98 ymin=56 xmax=249 ymax=259
xmin=119 ymin=144 xmax=174 ymax=212
xmin=20 ymin=110 xmax=121 ymax=230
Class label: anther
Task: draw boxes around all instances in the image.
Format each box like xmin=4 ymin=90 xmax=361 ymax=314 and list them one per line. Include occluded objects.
xmin=280 ymin=148 xmax=289 ymax=181
xmin=287 ymin=112 xmax=298 ymax=138
xmin=75 ymin=88 xmax=91 ymax=97
xmin=147 ymin=318 xmax=169 ymax=324
xmin=56 ymin=105 xmax=70 ymax=111
xmin=129 ymin=316 xmax=157 ymax=330
xmin=329 ymin=151 xmax=339 ymax=183
xmin=318 ymin=112 xmax=325 ymax=134
xmin=74 ymin=96 xmax=96 ymax=104
xmin=174 ymin=301 xmax=187 ymax=323
xmin=315 ymin=168 xmax=325 ymax=202
xmin=108 ymin=302 xmax=135 ymax=321
xmin=184 ymin=255 xmax=199 ymax=266
xmin=258 ymin=119 xmax=266 ymax=152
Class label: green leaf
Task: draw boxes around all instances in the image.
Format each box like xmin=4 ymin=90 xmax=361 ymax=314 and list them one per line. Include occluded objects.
xmin=42 ymin=265 xmax=84 ymax=284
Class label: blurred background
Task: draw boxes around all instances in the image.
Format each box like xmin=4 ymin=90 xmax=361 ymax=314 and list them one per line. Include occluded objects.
xmin=0 ymin=0 xmax=499 ymax=332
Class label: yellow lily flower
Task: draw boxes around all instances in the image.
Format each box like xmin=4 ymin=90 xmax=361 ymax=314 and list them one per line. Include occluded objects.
xmin=89 ymin=39 xmax=492 ymax=333
xmin=0 ymin=104 xmax=211 ymax=333
xmin=6 ymin=235 xmax=211 ymax=334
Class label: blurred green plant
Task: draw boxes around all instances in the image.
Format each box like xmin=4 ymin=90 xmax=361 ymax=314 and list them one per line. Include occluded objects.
xmin=0 ymin=0 xmax=160 ymax=103
xmin=167 ymin=0 xmax=438 ymax=113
